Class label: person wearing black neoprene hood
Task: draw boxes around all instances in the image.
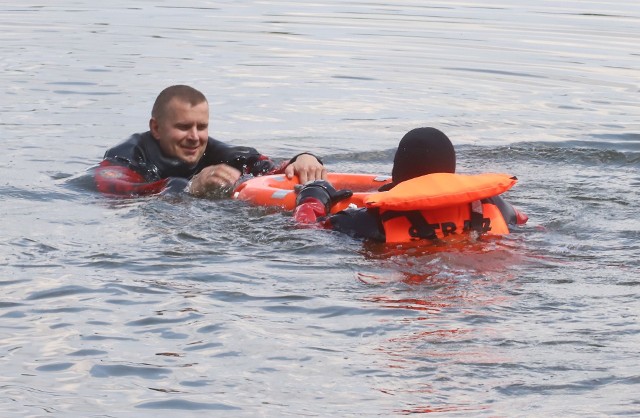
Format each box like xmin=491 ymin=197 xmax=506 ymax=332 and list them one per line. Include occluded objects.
xmin=293 ymin=127 xmax=528 ymax=242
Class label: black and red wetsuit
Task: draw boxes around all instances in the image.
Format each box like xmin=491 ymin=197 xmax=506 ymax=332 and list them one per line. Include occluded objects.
xmin=96 ymin=131 xmax=284 ymax=196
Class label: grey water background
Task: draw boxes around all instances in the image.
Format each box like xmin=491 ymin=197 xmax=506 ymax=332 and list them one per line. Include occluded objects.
xmin=1 ymin=1 xmax=639 ymax=416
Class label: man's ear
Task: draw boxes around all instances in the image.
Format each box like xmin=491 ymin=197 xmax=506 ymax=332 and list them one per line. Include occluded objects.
xmin=149 ymin=117 xmax=160 ymax=140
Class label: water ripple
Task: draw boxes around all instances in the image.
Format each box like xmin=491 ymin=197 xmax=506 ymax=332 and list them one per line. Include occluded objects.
xmin=90 ymin=364 xmax=171 ymax=379
xmin=136 ymin=399 xmax=240 ymax=411
xmin=25 ymin=285 xmax=123 ymax=300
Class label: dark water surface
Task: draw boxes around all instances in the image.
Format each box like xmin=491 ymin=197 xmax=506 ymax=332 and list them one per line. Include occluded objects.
xmin=1 ymin=1 xmax=639 ymax=417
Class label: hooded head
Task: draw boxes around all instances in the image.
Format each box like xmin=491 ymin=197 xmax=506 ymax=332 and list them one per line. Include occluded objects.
xmin=390 ymin=127 xmax=456 ymax=185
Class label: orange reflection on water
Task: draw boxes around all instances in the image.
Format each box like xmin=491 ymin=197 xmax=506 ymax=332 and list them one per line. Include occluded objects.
xmin=363 ymin=294 xmax=449 ymax=315
xmin=356 ymin=236 xmax=526 ymax=415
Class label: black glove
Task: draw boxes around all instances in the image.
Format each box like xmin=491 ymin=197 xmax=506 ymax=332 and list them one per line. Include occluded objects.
xmin=295 ymin=180 xmax=353 ymax=214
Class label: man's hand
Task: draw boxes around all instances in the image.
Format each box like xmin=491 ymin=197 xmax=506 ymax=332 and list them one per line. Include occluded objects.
xmin=285 ymin=153 xmax=327 ymax=184
xmin=188 ymin=164 xmax=241 ymax=197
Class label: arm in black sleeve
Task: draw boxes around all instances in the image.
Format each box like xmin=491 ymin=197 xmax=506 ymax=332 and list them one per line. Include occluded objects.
xmin=202 ymin=138 xmax=278 ymax=175
xmin=484 ymin=195 xmax=525 ymax=225
xmin=289 ymin=152 xmax=323 ymax=165
xmin=326 ymin=208 xmax=386 ymax=242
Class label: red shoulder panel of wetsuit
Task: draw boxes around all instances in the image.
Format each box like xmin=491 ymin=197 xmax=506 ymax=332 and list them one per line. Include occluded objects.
xmin=95 ymin=160 xmax=168 ymax=197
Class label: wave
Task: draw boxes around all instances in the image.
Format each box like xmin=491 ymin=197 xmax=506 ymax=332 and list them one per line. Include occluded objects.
xmin=459 ymin=140 xmax=640 ymax=168
xmin=323 ymin=137 xmax=640 ymax=171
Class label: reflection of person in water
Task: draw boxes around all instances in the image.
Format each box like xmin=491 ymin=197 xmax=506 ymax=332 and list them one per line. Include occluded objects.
xmin=294 ymin=127 xmax=528 ymax=242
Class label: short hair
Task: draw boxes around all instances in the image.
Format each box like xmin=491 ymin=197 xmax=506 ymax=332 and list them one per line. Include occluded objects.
xmin=151 ymin=85 xmax=207 ymax=119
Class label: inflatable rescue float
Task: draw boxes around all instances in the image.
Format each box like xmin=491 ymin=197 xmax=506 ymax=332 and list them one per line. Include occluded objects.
xmin=232 ymin=173 xmax=392 ymax=213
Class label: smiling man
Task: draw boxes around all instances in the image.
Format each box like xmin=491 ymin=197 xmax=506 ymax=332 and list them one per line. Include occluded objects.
xmin=96 ymin=85 xmax=325 ymax=197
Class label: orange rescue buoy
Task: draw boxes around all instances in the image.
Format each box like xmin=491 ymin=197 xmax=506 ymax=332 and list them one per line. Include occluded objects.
xmin=232 ymin=173 xmax=391 ymax=213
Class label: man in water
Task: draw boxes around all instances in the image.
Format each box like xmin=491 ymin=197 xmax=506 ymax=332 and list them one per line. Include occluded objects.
xmin=96 ymin=84 xmax=326 ymax=196
xmin=293 ymin=127 xmax=528 ymax=242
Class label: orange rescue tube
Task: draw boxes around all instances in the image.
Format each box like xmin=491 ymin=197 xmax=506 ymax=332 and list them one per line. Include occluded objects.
xmin=232 ymin=173 xmax=391 ymax=213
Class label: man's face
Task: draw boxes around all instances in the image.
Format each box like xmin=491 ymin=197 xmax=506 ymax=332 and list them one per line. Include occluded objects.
xmin=150 ymin=98 xmax=209 ymax=165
